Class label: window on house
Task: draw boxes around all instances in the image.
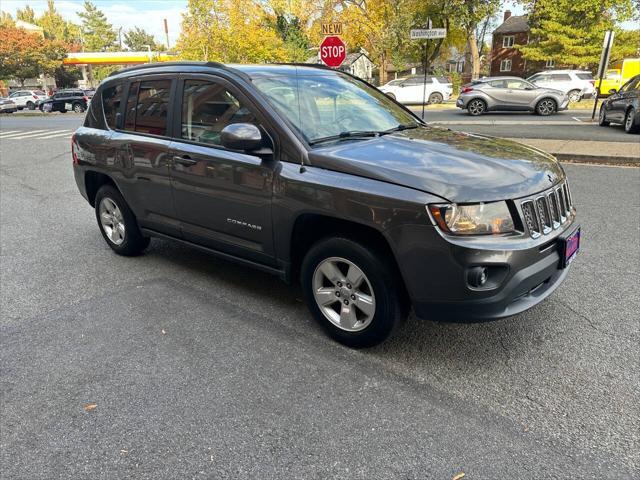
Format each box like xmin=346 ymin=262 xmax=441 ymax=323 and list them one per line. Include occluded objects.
xmin=502 ymin=36 xmax=515 ymax=48
xmin=500 ymin=59 xmax=512 ymax=72
xmin=545 ymin=59 xmax=555 ymax=68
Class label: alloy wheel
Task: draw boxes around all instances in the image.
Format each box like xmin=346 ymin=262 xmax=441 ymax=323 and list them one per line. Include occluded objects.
xmin=73 ymin=104 xmax=84 ymax=113
xmin=625 ymin=110 xmax=634 ymax=132
xmin=468 ymin=99 xmax=485 ymax=115
xmin=568 ymin=90 xmax=581 ymax=103
xmin=537 ymin=99 xmax=555 ymax=116
xmin=312 ymin=257 xmax=376 ymax=332
xmin=98 ymin=197 xmax=125 ymax=245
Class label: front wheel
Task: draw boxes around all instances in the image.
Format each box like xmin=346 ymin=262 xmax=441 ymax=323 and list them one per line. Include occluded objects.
xmin=301 ymin=237 xmax=404 ymax=348
xmin=536 ymin=98 xmax=557 ymax=116
xmin=386 ymin=92 xmax=396 ymax=100
xmin=624 ymin=108 xmax=639 ymax=134
xmin=467 ymin=99 xmax=486 ymax=116
xmin=598 ymin=106 xmax=610 ymax=126
xmin=26 ymin=101 xmax=35 ymax=110
xmin=95 ymin=185 xmax=149 ymax=256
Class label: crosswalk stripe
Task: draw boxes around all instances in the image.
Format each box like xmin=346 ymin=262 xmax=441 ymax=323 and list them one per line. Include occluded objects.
xmin=0 ymin=130 xmax=20 ymax=136
xmin=0 ymin=130 xmax=50 ymax=139
xmin=5 ymin=130 xmax=71 ymax=140
xmin=37 ymin=132 xmax=73 ymax=139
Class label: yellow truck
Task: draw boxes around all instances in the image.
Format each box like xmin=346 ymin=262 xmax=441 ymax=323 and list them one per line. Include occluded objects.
xmin=596 ymin=58 xmax=640 ymax=96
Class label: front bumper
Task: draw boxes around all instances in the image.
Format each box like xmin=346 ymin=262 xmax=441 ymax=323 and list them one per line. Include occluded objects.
xmin=385 ymin=215 xmax=579 ymax=322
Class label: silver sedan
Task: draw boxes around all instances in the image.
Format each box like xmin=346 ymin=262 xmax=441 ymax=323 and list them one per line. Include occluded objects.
xmin=456 ymin=77 xmax=569 ymax=116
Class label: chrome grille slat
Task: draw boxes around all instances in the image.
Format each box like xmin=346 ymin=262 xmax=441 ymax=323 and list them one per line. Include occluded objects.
xmin=521 ymin=180 xmax=573 ymax=238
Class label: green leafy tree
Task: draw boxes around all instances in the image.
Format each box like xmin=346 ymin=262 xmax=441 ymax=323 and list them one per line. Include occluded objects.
xmin=39 ymin=0 xmax=81 ymax=42
xmin=16 ymin=5 xmax=37 ymax=23
xmin=123 ymin=27 xmax=164 ymax=51
xmin=77 ymin=1 xmax=117 ymax=51
xmin=519 ymin=0 xmax=635 ymax=68
xmin=0 ymin=12 xmax=15 ymax=28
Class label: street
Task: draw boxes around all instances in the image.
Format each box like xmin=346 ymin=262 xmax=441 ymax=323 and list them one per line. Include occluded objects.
xmin=1 ymin=114 xmax=639 ymax=479
xmin=412 ymin=106 xmax=636 ymax=142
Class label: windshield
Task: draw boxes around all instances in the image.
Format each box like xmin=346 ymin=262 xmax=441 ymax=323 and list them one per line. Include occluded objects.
xmin=252 ymin=73 xmax=419 ymax=144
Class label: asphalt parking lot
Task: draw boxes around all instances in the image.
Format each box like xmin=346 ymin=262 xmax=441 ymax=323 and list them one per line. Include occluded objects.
xmin=1 ymin=114 xmax=639 ymax=479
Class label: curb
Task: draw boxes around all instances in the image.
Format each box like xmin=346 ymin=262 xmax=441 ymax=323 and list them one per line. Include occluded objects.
xmin=556 ymin=153 xmax=639 ymax=167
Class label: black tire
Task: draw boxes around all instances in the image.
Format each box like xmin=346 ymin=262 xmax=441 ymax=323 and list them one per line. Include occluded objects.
xmin=386 ymin=92 xmax=396 ymax=100
xmin=535 ymin=98 xmax=557 ymax=116
xmin=598 ymin=106 xmax=610 ymax=126
xmin=567 ymin=89 xmax=581 ymax=103
xmin=72 ymin=102 xmax=85 ymax=113
xmin=94 ymin=185 xmax=150 ymax=256
xmin=624 ymin=108 xmax=639 ymax=134
xmin=301 ymin=237 xmax=404 ymax=348
xmin=467 ymin=98 xmax=486 ymax=116
xmin=26 ymin=101 xmax=35 ymax=110
xmin=428 ymin=92 xmax=443 ymax=104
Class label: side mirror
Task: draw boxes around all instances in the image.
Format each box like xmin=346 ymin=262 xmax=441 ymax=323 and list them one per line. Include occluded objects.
xmin=608 ymin=89 xmax=617 ymax=94
xmin=220 ymin=123 xmax=264 ymax=151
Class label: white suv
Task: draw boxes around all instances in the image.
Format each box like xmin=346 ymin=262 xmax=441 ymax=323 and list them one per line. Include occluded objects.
xmin=8 ymin=90 xmax=48 ymax=110
xmin=527 ymin=70 xmax=595 ymax=102
xmin=380 ymin=76 xmax=453 ymax=104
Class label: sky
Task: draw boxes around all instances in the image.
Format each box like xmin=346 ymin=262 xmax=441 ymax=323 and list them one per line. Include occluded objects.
xmin=1 ymin=0 xmax=188 ymax=48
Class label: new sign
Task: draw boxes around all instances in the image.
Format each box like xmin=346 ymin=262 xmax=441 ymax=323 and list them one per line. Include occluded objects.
xmin=410 ymin=28 xmax=446 ymax=40
xmin=320 ymin=36 xmax=346 ymax=68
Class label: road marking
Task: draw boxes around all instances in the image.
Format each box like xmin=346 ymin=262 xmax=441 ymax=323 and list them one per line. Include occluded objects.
xmin=0 ymin=130 xmax=20 ymax=136
xmin=572 ymin=117 xmax=583 ymax=122
xmin=37 ymin=132 xmax=73 ymax=139
xmin=0 ymin=130 xmax=50 ymax=138
xmin=1 ymin=129 xmax=72 ymax=140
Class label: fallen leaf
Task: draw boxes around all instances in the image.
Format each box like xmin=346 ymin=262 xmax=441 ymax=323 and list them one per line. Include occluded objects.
xmin=452 ymin=473 xmax=465 ymax=480
xmin=83 ymin=403 xmax=97 ymax=412
xmin=161 ymin=329 xmax=166 ymax=335
xmin=120 ymin=449 xmax=128 ymax=454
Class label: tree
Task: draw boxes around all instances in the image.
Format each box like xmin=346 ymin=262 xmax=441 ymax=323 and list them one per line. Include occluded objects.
xmin=16 ymin=5 xmax=37 ymax=24
xmin=77 ymin=1 xmax=117 ymax=51
xmin=39 ymin=0 xmax=80 ymax=42
xmin=519 ymin=0 xmax=635 ymax=68
xmin=0 ymin=26 xmax=67 ymax=85
xmin=123 ymin=27 xmax=164 ymax=51
xmin=177 ymin=0 xmax=289 ymax=63
xmin=0 ymin=12 xmax=15 ymax=28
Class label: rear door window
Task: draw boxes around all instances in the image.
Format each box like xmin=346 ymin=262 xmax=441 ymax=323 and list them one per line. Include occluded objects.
xmin=576 ymin=73 xmax=593 ymax=80
xmin=550 ymin=74 xmax=571 ymax=81
xmin=122 ymin=80 xmax=171 ymax=136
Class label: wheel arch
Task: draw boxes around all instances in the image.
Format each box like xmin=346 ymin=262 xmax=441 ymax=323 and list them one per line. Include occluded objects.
xmin=84 ymin=171 xmax=119 ymax=207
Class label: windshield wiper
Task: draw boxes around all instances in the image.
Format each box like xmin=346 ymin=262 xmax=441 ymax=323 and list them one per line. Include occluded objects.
xmin=308 ymin=130 xmax=382 ymax=146
xmin=381 ymin=123 xmax=420 ymax=135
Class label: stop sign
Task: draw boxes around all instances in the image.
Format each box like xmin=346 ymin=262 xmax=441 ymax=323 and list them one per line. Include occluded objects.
xmin=319 ymin=36 xmax=346 ymax=68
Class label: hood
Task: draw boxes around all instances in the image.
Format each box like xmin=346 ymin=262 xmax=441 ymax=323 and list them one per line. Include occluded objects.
xmin=307 ymin=126 xmax=564 ymax=202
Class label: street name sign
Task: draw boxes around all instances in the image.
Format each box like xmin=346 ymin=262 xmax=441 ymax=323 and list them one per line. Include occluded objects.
xmin=410 ymin=28 xmax=446 ymax=40
xmin=320 ymin=36 xmax=346 ymax=68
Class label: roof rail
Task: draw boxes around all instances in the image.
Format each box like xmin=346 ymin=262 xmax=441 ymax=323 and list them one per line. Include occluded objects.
xmin=108 ymin=61 xmax=226 ymax=77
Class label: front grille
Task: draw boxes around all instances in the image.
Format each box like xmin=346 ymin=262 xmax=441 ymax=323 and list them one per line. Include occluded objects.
xmin=520 ymin=180 xmax=573 ymax=238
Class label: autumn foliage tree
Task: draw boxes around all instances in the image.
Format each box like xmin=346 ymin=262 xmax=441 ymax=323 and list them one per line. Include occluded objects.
xmin=0 ymin=26 xmax=68 ymax=85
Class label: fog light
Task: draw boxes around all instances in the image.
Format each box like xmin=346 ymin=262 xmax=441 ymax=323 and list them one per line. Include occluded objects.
xmin=468 ymin=266 xmax=488 ymax=288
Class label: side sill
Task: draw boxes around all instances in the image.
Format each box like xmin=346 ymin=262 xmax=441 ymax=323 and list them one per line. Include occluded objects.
xmin=141 ymin=228 xmax=289 ymax=282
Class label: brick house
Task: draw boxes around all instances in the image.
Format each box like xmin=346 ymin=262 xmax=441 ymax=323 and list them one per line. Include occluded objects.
xmin=490 ymin=11 xmax=546 ymax=77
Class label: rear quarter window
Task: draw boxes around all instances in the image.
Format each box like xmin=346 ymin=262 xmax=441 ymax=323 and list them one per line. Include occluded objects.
xmin=576 ymin=73 xmax=593 ymax=80
xmin=102 ymin=84 xmax=124 ymax=129
xmin=551 ymin=74 xmax=571 ymax=81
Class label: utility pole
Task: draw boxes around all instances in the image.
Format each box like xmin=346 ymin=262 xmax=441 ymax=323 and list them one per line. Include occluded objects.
xmin=118 ymin=27 xmax=123 ymax=50
xmin=164 ymin=19 xmax=170 ymax=50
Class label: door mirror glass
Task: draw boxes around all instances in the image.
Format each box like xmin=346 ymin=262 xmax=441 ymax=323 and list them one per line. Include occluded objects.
xmin=220 ymin=123 xmax=263 ymax=151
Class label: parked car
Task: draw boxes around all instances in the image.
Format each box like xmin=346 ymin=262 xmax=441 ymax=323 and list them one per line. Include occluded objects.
xmin=83 ymin=89 xmax=96 ymax=100
xmin=456 ymin=77 xmax=569 ymax=116
xmin=39 ymin=89 xmax=89 ymax=113
xmin=596 ymin=58 xmax=640 ymax=96
xmin=379 ymin=75 xmax=453 ymax=104
xmin=0 ymin=97 xmax=18 ymax=113
xmin=598 ymin=74 xmax=639 ymax=134
xmin=72 ymin=62 xmax=579 ymax=347
xmin=8 ymin=89 xmax=48 ymax=110
xmin=527 ymin=70 xmax=595 ymax=102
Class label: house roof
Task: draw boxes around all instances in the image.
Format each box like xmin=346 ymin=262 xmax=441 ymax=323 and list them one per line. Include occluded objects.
xmin=493 ymin=15 xmax=529 ymax=34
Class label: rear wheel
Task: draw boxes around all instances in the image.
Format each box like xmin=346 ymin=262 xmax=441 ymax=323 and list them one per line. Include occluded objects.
xmin=26 ymin=101 xmax=35 ymax=110
xmin=72 ymin=102 xmax=85 ymax=113
xmin=428 ymin=92 xmax=443 ymax=104
xmin=598 ymin=106 xmax=610 ymax=126
xmin=95 ymin=185 xmax=149 ymax=256
xmin=467 ymin=99 xmax=486 ymax=116
xmin=536 ymin=98 xmax=557 ymax=116
xmin=624 ymin=108 xmax=639 ymax=133
xmin=301 ymin=237 xmax=404 ymax=348
xmin=567 ymin=89 xmax=581 ymax=103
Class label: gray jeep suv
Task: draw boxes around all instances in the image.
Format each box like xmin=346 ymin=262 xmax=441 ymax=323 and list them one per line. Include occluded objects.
xmin=72 ymin=62 xmax=580 ymax=347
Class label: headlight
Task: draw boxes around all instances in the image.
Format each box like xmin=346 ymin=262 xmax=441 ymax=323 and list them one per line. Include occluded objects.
xmin=428 ymin=202 xmax=515 ymax=235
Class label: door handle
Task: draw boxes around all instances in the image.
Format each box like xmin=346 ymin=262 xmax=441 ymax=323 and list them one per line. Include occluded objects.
xmin=173 ymin=155 xmax=197 ymax=166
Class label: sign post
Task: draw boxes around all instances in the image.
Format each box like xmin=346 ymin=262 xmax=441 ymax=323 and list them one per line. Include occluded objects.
xmin=320 ymin=35 xmax=347 ymax=68
xmin=410 ymin=22 xmax=446 ymax=119
xmin=591 ymin=30 xmax=615 ymax=120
